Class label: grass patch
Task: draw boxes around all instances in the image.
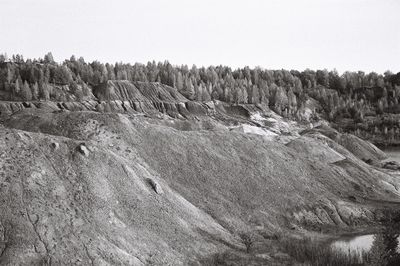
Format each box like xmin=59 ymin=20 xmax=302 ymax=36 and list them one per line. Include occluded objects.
xmin=280 ymin=237 xmax=367 ymax=266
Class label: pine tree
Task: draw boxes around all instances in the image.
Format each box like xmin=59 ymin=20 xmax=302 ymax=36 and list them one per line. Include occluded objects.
xmin=272 ymin=87 xmax=289 ymax=114
xmin=182 ymin=77 xmax=195 ymax=100
xmin=14 ymin=78 xmax=20 ymax=95
xmin=249 ymin=85 xmax=259 ymax=104
xmin=233 ymin=87 xmax=243 ymax=104
xmin=212 ymin=83 xmax=223 ymax=100
xmin=54 ymin=65 xmax=73 ymax=84
xmin=202 ymin=84 xmax=211 ymax=102
xmin=195 ymin=83 xmax=203 ymax=101
xmin=6 ymin=67 xmax=13 ymax=84
xmin=242 ymin=87 xmax=248 ymax=104
xmin=287 ymin=88 xmax=297 ymax=115
xmin=39 ymin=82 xmax=50 ymax=101
xmin=44 ymin=52 xmax=55 ymax=64
xmin=21 ymin=81 xmax=32 ymax=101
xmin=0 ymin=53 xmax=7 ymax=63
xmin=224 ymin=87 xmax=232 ymax=103
xmin=31 ymin=82 xmax=39 ymax=100
xmin=175 ymin=72 xmax=184 ymax=91
xmin=44 ymin=67 xmax=51 ymax=84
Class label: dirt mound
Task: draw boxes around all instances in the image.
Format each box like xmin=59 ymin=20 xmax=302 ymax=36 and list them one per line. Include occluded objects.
xmin=92 ymin=80 xmax=201 ymax=118
xmin=338 ymin=133 xmax=387 ymax=161
xmin=287 ymin=131 xmax=400 ymax=201
xmin=94 ymin=80 xmax=150 ymax=102
xmin=0 ymin=124 xmax=241 ymax=265
xmin=133 ymin=81 xmax=188 ymax=103
xmin=286 ymin=135 xmax=345 ymax=164
xmin=303 ymin=125 xmax=387 ymax=162
xmin=1 ymin=81 xmax=207 ymax=120
xmin=2 ymin=109 xmax=400 ymax=264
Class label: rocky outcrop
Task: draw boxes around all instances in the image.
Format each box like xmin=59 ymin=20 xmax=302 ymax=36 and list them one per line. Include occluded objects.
xmin=50 ymin=142 xmax=59 ymax=150
xmin=77 ymin=143 xmax=90 ymax=156
xmin=147 ymin=178 xmax=163 ymax=194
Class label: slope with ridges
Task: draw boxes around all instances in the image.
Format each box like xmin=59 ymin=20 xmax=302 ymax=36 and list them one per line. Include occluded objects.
xmin=2 ymin=108 xmax=400 ymax=264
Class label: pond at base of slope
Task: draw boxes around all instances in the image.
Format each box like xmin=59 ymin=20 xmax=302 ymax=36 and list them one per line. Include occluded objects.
xmin=330 ymin=234 xmax=400 ymax=254
xmin=331 ymin=234 xmax=375 ymax=254
xmin=382 ymin=146 xmax=400 ymax=162
xmin=330 ymin=147 xmax=400 ymax=255
xmin=331 ymin=234 xmax=399 ymax=252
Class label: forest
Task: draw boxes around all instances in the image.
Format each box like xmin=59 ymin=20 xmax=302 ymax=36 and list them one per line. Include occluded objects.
xmin=0 ymin=52 xmax=399 ymax=123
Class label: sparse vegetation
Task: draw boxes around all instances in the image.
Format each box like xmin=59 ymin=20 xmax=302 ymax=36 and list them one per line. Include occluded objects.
xmin=198 ymin=250 xmax=279 ymax=266
xmin=197 ymin=231 xmax=400 ymax=266
xmin=280 ymin=237 xmax=367 ymax=266
xmin=239 ymin=232 xmax=255 ymax=253
xmin=280 ymin=223 xmax=400 ymax=266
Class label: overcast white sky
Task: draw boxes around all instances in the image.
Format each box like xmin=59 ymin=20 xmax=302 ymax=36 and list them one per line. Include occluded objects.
xmin=0 ymin=0 xmax=399 ymax=73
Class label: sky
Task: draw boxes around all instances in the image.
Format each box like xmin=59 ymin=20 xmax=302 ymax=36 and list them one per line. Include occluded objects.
xmin=0 ymin=0 xmax=399 ymax=73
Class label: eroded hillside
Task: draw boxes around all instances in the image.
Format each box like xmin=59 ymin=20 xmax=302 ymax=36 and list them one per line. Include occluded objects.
xmin=1 ymin=81 xmax=400 ymax=265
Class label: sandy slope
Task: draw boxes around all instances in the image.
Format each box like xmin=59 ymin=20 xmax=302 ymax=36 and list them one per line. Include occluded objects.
xmin=1 ymin=105 xmax=400 ymax=265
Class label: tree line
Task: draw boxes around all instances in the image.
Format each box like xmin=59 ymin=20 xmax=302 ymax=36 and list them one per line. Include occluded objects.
xmin=0 ymin=52 xmax=399 ymax=121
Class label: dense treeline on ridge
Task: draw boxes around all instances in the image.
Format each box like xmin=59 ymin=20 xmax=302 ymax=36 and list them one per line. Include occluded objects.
xmin=0 ymin=52 xmax=399 ymax=122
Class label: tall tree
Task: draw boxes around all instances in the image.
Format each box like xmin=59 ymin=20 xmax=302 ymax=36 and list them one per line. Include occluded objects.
xmin=21 ymin=80 xmax=32 ymax=101
xmin=31 ymin=82 xmax=39 ymax=100
xmin=44 ymin=52 xmax=55 ymax=64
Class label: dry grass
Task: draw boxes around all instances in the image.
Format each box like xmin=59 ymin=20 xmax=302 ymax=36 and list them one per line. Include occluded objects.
xmin=280 ymin=237 xmax=367 ymax=266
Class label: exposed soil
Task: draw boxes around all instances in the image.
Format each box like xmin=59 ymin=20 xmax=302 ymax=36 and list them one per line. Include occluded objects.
xmin=1 ymin=82 xmax=400 ymax=265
